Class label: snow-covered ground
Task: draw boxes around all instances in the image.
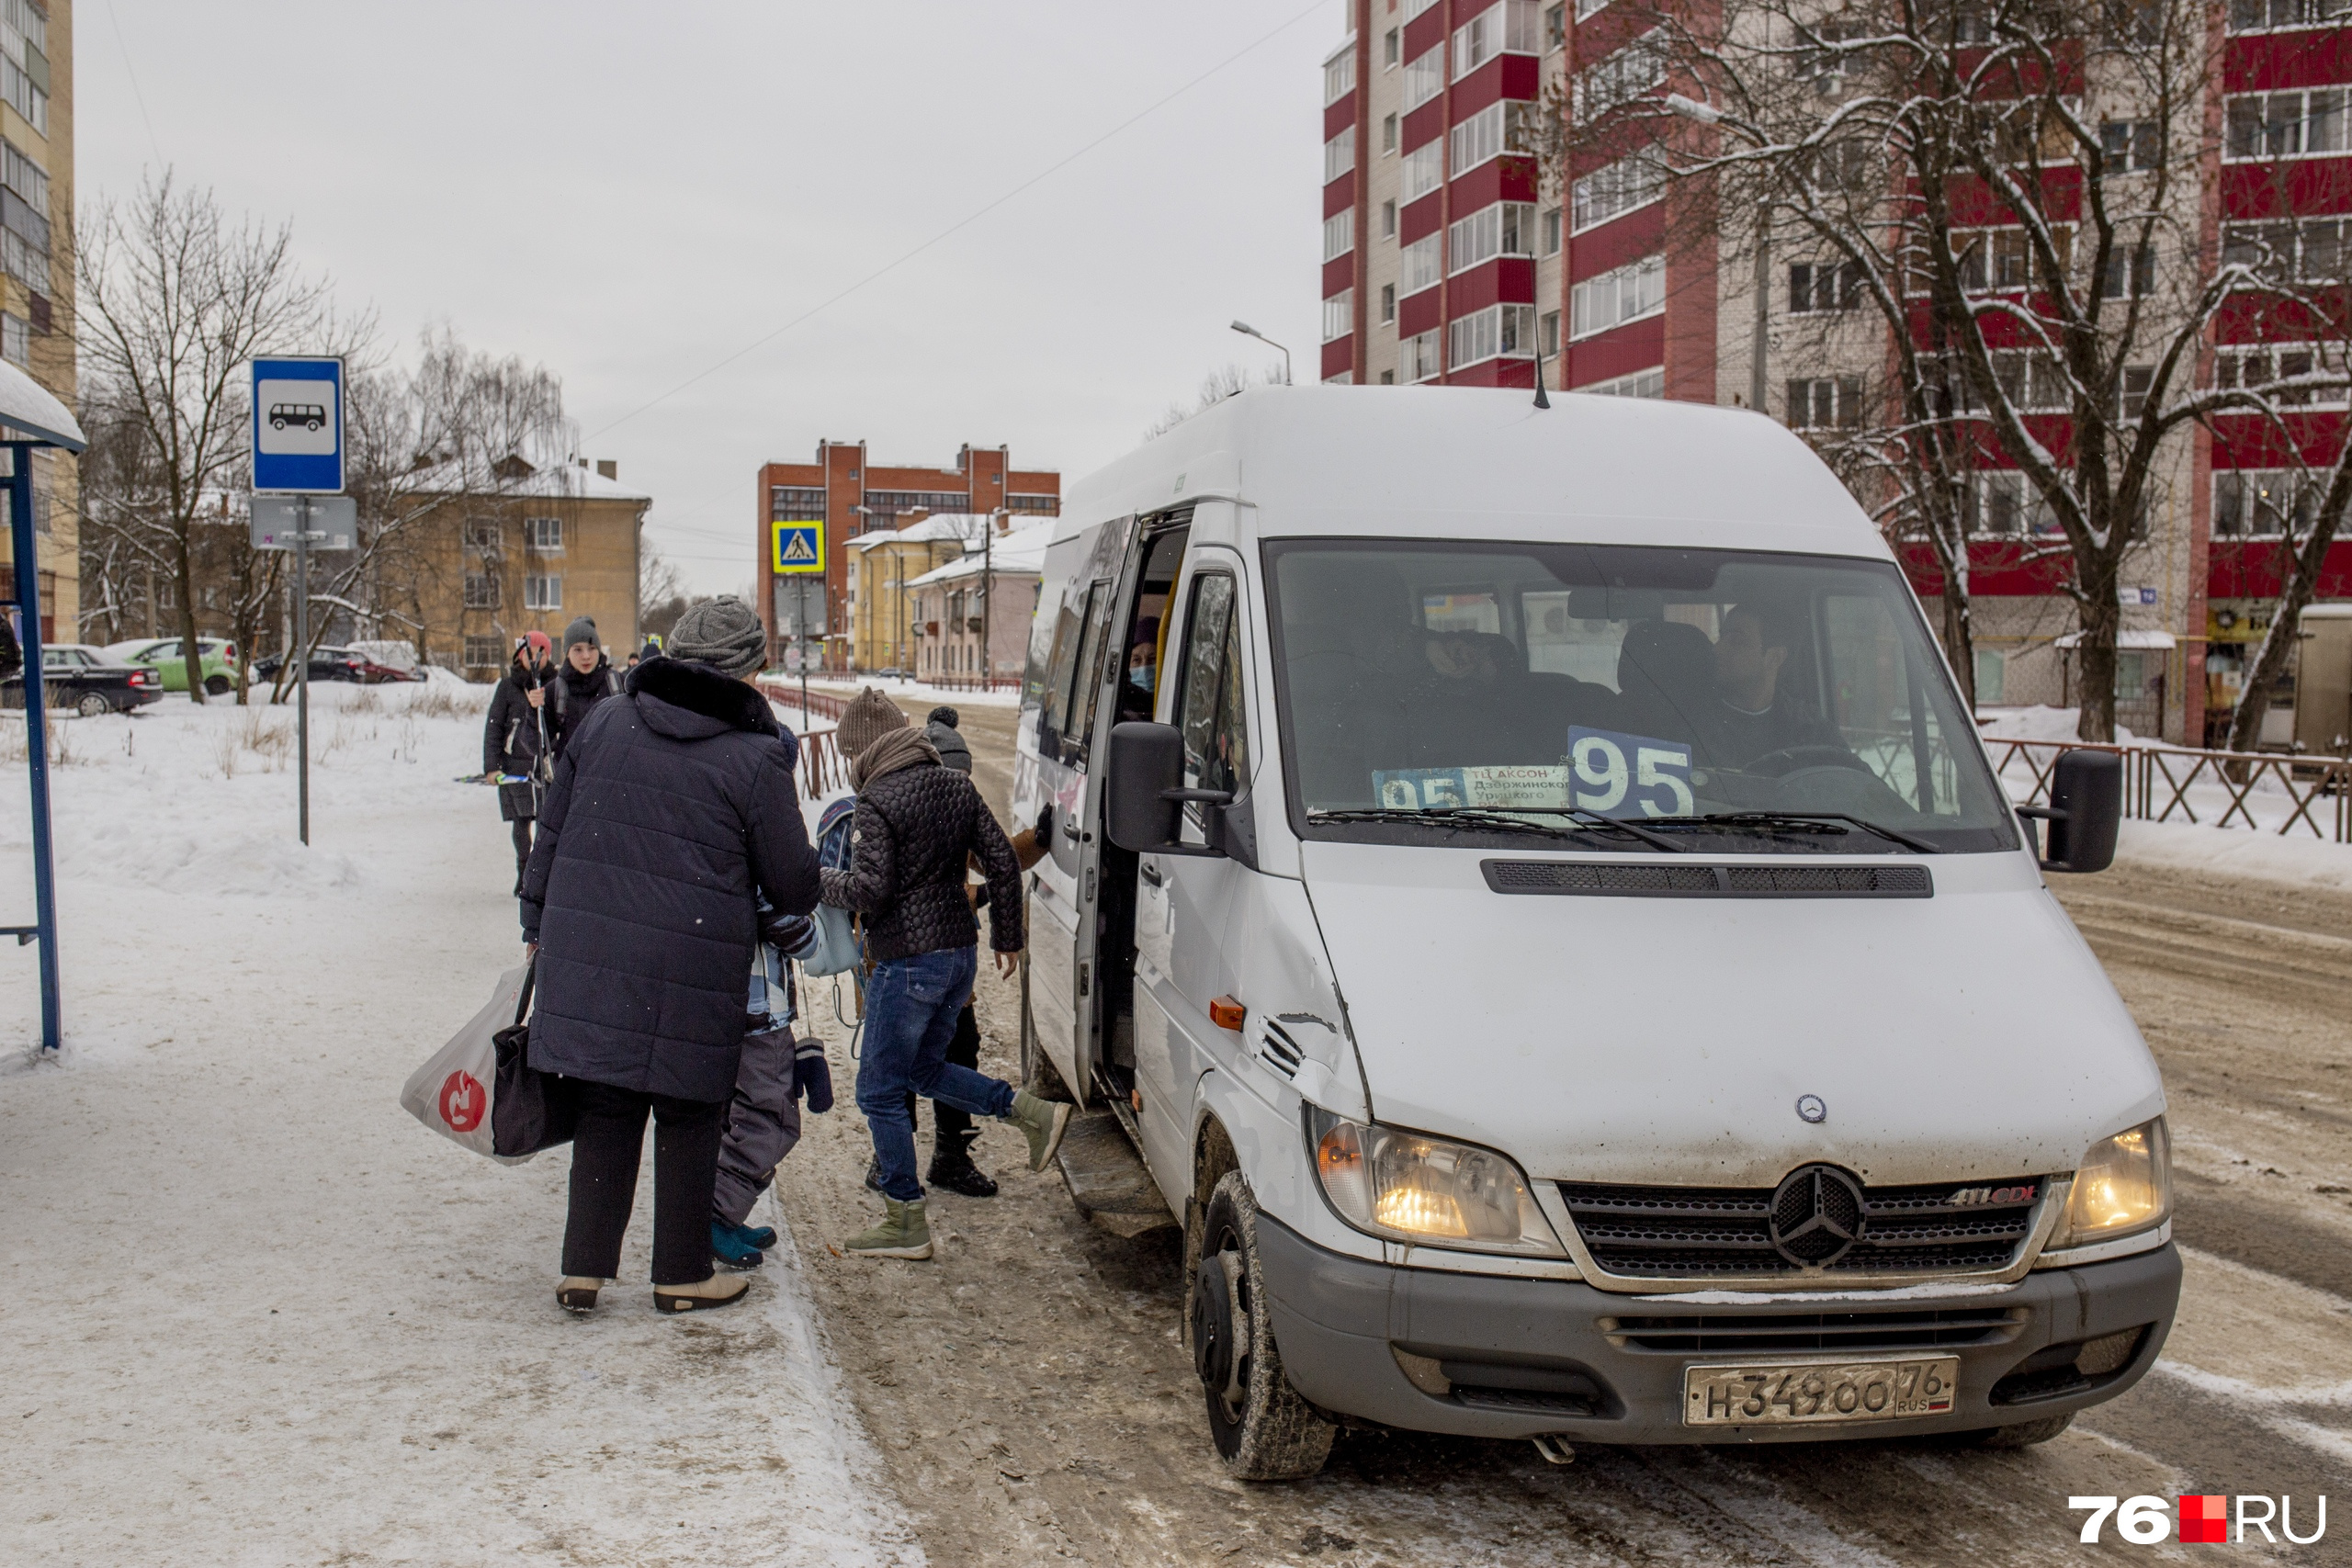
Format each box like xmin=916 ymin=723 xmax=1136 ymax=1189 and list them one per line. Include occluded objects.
xmin=796 ymin=675 xmax=1021 ymax=709
xmin=0 ymin=687 xmax=918 ymax=1567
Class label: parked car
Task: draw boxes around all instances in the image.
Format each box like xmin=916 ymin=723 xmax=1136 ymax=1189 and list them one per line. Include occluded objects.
xmin=101 ymin=637 xmax=241 ymax=695
xmin=1019 ymin=386 xmax=2166 ymax=1478
xmin=251 ymin=646 xmax=368 ymax=683
xmin=1 ymin=644 xmax=164 ymax=716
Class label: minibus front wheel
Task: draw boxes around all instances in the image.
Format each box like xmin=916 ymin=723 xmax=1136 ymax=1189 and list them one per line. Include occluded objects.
xmin=1191 ymin=1171 xmax=1335 ymax=1480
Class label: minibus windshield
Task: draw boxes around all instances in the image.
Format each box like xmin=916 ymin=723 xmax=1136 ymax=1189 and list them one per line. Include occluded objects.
xmin=1266 ymin=539 xmax=2018 ymax=855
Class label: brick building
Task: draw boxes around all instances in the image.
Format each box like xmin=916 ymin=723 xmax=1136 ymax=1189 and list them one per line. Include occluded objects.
xmin=905 ymin=520 xmax=1048 ymax=684
xmin=1320 ymin=0 xmax=2352 ymax=746
xmin=753 ymin=442 xmax=1057 ymax=673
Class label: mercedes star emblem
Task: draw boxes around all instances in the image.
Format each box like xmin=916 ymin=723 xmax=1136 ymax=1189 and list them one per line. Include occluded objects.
xmin=1769 ymin=1164 xmax=1868 ymax=1268
xmin=1795 ymin=1094 xmax=1827 ymax=1123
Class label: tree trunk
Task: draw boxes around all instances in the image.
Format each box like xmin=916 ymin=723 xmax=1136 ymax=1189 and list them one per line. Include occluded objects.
xmin=173 ymin=525 xmax=206 ymax=705
xmin=2074 ymin=565 xmax=2121 ymax=744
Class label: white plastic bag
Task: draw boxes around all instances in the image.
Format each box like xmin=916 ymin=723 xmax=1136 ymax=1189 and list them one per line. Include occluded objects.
xmin=400 ymin=964 xmax=533 ymax=1164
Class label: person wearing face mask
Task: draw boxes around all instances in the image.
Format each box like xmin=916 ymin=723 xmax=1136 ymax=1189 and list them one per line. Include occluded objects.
xmin=1117 ymin=617 xmax=1160 ymax=721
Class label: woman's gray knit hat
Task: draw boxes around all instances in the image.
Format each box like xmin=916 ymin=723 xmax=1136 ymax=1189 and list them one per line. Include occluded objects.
xmin=667 ymin=595 xmax=768 ymax=678
xmin=835 ymin=686 xmax=908 ymax=758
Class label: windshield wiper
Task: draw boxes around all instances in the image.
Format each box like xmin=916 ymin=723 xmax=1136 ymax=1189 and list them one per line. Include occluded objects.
xmin=1685 ymin=811 xmax=1941 ymax=855
xmin=1307 ymin=806 xmax=1686 ymax=854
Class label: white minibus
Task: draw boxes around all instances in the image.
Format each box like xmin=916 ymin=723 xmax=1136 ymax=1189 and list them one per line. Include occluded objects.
xmin=1012 ymin=385 xmax=2174 ymax=1478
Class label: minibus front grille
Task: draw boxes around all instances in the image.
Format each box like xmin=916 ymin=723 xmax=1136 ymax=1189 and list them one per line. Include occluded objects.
xmin=1600 ymin=1306 xmax=2027 ymax=1353
xmin=1482 ymin=861 xmax=1932 ymax=897
xmin=1556 ymin=1177 xmax=2041 ymax=1279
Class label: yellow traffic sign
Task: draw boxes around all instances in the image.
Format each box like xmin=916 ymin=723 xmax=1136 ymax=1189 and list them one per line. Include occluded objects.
xmin=773 ymin=518 xmax=825 ymax=574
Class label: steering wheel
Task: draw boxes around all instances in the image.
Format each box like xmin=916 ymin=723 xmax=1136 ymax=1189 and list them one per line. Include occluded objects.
xmin=1742 ymin=744 xmax=1871 ymax=779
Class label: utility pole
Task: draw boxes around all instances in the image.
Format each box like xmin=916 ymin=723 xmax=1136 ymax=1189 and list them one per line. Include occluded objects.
xmin=982 ymin=507 xmax=1004 ymax=690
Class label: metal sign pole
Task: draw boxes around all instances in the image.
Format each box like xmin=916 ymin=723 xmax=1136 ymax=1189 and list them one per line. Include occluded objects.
xmin=796 ymin=575 xmax=810 ymax=727
xmin=7 ymin=438 xmax=59 ymax=1052
xmin=296 ymin=495 xmax=311 ymax=846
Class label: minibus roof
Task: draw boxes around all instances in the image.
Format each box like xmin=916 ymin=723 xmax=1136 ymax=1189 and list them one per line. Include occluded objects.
xmin=1057 ymin=385 xmax=1891 ymax=562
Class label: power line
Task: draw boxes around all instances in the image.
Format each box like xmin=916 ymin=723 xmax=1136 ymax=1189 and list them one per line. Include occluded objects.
xmin=582 ymin=0 xmax=1335 ymax=444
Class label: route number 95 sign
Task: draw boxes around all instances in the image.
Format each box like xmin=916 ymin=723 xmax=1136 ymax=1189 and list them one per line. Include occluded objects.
xmin=1568 ymin=727 xmax=1693 ymax=818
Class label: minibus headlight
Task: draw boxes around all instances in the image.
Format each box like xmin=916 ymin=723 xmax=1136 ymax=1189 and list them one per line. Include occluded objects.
xmin=1306 ymin=1109 xmax=1566 ymax=1257
xmin=2051 ymin=1118 xmax=2170 ymax=1250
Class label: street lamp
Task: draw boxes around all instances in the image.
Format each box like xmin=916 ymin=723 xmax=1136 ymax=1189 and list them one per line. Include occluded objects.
xmin=1230 ymin=320 xmax=1293 ymax=385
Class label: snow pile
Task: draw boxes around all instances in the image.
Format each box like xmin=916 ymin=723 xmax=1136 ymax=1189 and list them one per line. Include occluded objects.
xmin=0 ymin=688 xmax=921 ymax=1564
xmin=2116 ymin=818 xmax=2352 ymax=894
xmin=1977 ymin=705 xmax=2144 ymax=745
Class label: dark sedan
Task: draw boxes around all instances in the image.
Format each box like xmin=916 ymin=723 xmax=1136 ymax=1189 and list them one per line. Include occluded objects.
xmin=252 ymin=646 xmax=424 ymax=684
xmin=0 ymin=645 xmax=165 ymax=716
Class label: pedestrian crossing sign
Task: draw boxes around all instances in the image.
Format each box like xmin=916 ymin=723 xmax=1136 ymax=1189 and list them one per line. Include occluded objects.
xmin=772 ymin=519 xmax=825 ymax=574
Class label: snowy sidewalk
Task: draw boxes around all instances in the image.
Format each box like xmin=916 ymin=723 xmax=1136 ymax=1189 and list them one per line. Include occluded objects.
xmin=0 ymin=690 xmax=919 ymax=1567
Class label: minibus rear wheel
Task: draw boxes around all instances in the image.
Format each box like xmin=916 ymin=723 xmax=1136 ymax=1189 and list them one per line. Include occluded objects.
xmin=1193 ymin=1171 xmax=1335 ymax=1480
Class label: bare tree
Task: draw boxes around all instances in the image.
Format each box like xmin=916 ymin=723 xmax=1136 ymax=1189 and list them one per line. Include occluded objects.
xmin=1544 ymin=0 xmax=2333 ymax=742
xmin=76 ymin=173 xmax=346 ymax=704
xmin=1142 ymin=361 xmax=1289 ymax=442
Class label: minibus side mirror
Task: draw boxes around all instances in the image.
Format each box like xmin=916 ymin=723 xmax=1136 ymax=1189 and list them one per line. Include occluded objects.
xmin=2018 ymin=749 xmax=2120 ymax=874
xmin=1106 ymin=721 xmax=1227 ymax=857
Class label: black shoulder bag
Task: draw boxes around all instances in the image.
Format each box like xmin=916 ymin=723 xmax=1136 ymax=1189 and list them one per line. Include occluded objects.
xmin=492 ymin=956 xmax=579 ymax=1157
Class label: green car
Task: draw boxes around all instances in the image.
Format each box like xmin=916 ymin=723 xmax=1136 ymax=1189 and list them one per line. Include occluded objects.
xmin=101 ymin=637 xmax=242 ymax=695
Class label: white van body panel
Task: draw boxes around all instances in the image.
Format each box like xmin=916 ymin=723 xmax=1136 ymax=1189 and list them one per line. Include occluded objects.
xmin=1297 ymin=837 xmax=2164 ymax=1190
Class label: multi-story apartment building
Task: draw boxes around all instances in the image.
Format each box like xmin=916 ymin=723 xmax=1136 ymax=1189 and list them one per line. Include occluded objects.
xmin=754 ymin=442 xmax=1057 ymax=673
xmin=1323 ymin=0 xmax=2352 ymax=748
xmin=0 ymin=0 xmax=71 ymax=643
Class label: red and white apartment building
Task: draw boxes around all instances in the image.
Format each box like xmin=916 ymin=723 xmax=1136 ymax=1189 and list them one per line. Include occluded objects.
xmin=1322 ymin=0 xmax=2352 ymax=747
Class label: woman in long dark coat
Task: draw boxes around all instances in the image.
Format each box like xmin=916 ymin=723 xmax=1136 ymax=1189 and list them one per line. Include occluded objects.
xmin=482 ymin=632 xmax=551 ymax=894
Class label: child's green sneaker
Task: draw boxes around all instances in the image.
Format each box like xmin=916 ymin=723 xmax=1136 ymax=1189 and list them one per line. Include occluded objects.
xmin=831 ymin=1197 xmax=933 ymax=1261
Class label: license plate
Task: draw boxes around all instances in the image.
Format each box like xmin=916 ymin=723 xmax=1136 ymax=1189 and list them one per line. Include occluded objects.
xmin=1683 ymin=1357 xmax=1961 ymax=1427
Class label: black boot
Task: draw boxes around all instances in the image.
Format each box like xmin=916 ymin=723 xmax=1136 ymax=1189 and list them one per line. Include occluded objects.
xmin=926 ymin=1132 xmax=999 ymax=1198
xmin=864 ymin=1155 xmax=885 ymax=1193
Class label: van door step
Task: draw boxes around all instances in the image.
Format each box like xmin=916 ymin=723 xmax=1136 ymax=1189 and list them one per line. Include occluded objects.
xmin=1054 ymin=1109 xmax=1177 ymax=1237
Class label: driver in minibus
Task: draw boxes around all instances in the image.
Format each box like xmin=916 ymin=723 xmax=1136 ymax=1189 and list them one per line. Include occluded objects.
xmin=1707 ymin=603 xmax=1845 ymax=770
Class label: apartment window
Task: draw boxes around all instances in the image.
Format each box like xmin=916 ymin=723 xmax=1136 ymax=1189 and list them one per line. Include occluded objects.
xmin=1952 ymin=350 xmax=2070 ymax=412
xmin=1382 ymin=113 xmax=1398 ymax=153
xmin=771 ymin=485 xmax=825 ymax=518
xmin=1401 ymin=141 xmax=1443 ymax=202
xmin=1323 ymin=289 xmax=1355 ymax=343
xmin=1450 ymin=101 xmax=1533 ymax=177
xmin=525 ymin=575 xmax=563 ymax=612
xmin=1325 ymin=43 xmax=1357 ymax=106
xmin=1380 ymin=369 xmax=1397 ymax=385
xmin=1404 ymin=0 xmax=1442 ymax=18
xmin=2225 ymin=90 xmax=2347 ymax=160
xmin=2 ymin=138 xmax=45 ymax=216
xmin=2224 ymin=218 xmax=2352 ymax=280
xmin=1324 ymin=125 xmax=1356 ymax=184
xmin=2097 ymin=242 xmax=2156 ymax=299
xmin=1385 ymin=28 xmax=1401 ymax=66
xmin=1448 ymin=201 xmax=1535 ymax=273
xmin=2213 ymin=468 xmax=2312 ymax=536
xmin=463 ymin=636 xmax=503 ymax=670
xmin=1540 ymin=310 xmax=1561 ymax=357
xmin=2215 ymin=344 xmax=2343 ymax=406
xmin=1973 ymin=649 xmax=2007 ymax=705
xmin=1402 ymin=231 xmax=1443 ymax=293
xmin=1787 ymin=376 xmax=1864 ymax=429
xmin=2100 ymin=119 xmax=2161 ymax=171
xmin=2118 ymin=364 xmax=2155 ymax=420
xmin=1571 ymin=153 xmax=1664 ymax=233
xmin=1545 ymin=3 xmax=1567 ymax=48
xmin=1789 ymin=259 xmax=1864 ymax=312
xmin=1969 ymin=470 xmax=2060 ymax=536
xmin=1539 ymin=207 xmax=1564 ymax=256
xmin=1581 ymin=366 xmax=1666 ymax=398
xmin=1381 ymin=283 xmax=1397 ymax=322
xmin=1 ymin=310 xmax=28 ymax=367
xmin=525 ymin=515 xmax=563 ymax=552
xmin=1324 ymin=370 xmax=1355 ymax=385
xmin=1404 ymin=45 xmax=1444 ymax=111
xmin=1453 ymin=1 xmax=1539 ymax=80
xmin=462 ymin=517 xmax=501 ymax=550
xmin=1404 ymin=329 xmax=1442 ymax=382
xmin=1323 ymin=209 xmax=1355 ymax=263
xmin=1573 ymin=29 xmax=1667 ymax=120
xmin=463 ymin=573 xmax=500 ymax=610
xmin=1577 ymin=0 xmax=1611 ymax=15
xmin=2229 ymin=0 xmax=2352 ymax=30
xmin=1944 ymin=226 xmax=2073 ymax=291
xmin=1382 ymin=198 xmax=1397 ymax=238
xmin=1449 ymin=304 xmax=1538 ymax=367
xmin=1570 ymin=254 xmax=1665 ymax=337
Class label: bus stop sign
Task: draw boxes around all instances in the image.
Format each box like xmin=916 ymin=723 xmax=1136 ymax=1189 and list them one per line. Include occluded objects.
xmin=252 ymin=356 xmax=345 ymax=494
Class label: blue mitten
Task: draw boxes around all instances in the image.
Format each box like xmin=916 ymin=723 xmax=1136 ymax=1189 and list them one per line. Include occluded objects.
xmin=795 ymin=1037 xmax=834 ymax=1113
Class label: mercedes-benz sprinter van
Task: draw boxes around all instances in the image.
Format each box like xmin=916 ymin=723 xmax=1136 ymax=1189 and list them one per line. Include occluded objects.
xmin=1011 ymin=385 xmax=2174 ymax=1479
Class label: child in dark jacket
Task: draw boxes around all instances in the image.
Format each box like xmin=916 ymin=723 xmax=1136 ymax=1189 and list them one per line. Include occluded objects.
xmin=709 ymin=895 xmax=837 ymax=1268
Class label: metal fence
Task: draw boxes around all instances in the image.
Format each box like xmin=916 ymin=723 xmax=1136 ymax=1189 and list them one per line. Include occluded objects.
xmin=1984 ymin=737 xmax=2352 ymax=842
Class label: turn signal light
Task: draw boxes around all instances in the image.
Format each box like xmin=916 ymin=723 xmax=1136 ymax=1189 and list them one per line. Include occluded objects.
xmin=1208 ymin=995 xmax=1246 ymax=1032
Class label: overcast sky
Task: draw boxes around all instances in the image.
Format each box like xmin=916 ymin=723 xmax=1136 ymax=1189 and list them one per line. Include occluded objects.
xmin=78 ymin=1 xmax=1343 ymax=592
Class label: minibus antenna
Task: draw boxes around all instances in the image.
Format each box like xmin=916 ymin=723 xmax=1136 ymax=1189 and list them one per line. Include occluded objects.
xmin=1532 ymin=351 xmax=1552 ymax=410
